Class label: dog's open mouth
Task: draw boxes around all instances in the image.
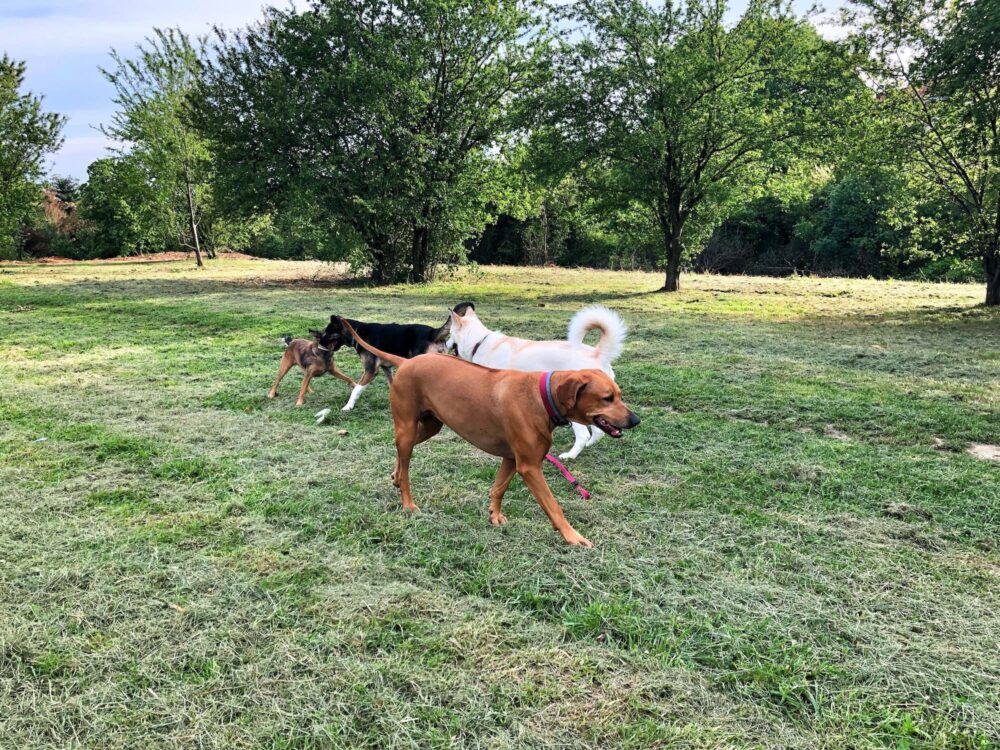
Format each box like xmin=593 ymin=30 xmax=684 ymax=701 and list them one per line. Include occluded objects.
xmin=593 ymin=415 xmax=624 ymax=438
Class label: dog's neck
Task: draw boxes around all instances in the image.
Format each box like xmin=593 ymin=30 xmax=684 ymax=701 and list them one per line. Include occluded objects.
xmin=459 ymin=320 xmax=494 ymax=359
xmin=540 ymin=371 xmax=570 ymax=427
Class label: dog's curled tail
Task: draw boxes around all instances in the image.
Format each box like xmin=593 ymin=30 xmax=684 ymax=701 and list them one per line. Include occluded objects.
xmin=567 ymin=305 xmax=627 ymax=366
xmin=340 ymin=320 xmax=407 ymax=367
xmin=281 ymin=335 xmax=293 ymax=348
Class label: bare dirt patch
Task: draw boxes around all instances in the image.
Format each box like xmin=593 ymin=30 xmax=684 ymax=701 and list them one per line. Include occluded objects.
xmin=823 ymin=425 xmax=850 ymax=441
xmin=966 ymin=443 xmax=1000 ymax=462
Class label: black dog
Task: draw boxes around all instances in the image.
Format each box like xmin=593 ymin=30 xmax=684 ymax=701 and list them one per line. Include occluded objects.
xmin=322 ymin=314 xmax=451 ymax=411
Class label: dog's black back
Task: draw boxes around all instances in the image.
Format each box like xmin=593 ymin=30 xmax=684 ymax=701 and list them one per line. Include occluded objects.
xmin=324 ymin=315 xmax=450 ymax=360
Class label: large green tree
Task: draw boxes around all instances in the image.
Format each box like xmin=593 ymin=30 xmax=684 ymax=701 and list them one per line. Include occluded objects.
xmin=101 ymin=28 xmax=213 ymax=266
xmin=849 ymin=0 xmax=1000 ymax=305
xmin=544 ymin=0 xmax=854 ymax=291
xmin=201 ymin=0 xmax=547 ymax=282
xmin=0 ymin=56 xmax=65 ymax=258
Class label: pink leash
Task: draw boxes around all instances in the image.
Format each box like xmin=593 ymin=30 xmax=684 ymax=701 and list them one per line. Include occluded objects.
xmin=544 ymin=453 xmax=591 ymax=500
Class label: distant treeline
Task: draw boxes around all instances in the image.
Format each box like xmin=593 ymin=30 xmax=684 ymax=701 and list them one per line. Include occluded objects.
xmin=2 ymin=0 xmax=998 ymax=303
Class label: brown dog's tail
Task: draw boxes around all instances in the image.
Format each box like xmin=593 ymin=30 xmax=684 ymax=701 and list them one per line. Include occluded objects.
xmin=340 ymin=319 xmax=407 ymax=367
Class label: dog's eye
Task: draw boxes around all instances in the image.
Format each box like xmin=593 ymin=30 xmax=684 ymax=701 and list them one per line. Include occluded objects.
xmin=604 ymin=394 xmax=614 ymax=402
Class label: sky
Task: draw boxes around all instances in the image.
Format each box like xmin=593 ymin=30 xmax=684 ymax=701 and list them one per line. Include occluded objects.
xmin=2 ymin=0 xmax=271 ymax=180
xmin=2 ymin=0 xmax=845 ymax=182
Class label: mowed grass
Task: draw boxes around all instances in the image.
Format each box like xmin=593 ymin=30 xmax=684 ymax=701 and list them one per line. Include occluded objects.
xmin=1 ymin=257 xmax=998 ymax=749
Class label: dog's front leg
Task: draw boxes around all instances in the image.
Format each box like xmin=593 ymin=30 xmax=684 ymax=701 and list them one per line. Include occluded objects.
xmin=518 ymin=462 xmax=592 ymax=547
xmin=558 ymin=422 xmax=592 ymax=461
xmin=295 ymin=371 xmax=315 ymax=407
xmin=341 ymin=367 xmax=377 ymax=411
xmin=328 ymin=362 xmax=356 ymax=387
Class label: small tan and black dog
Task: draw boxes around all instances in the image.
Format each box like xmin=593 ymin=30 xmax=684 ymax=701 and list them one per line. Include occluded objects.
xmin=268 ymin=330 xmax=356 ymax=407
xmin=340 ymin=320 xmax=640 ymax=547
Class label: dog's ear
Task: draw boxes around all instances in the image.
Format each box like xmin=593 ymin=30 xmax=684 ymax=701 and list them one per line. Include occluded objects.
xmin=449 ymin=310 xmax=464 ymax=329
xmin=330 ymin=314 xmax=341 ymax=325
xmin=452 ymin=301 xmax=475 ymax=317
xmin=555 ymin=372 xmax=589 ymax=413
xmin=433 ymin=316 xmax=452 ymax=342
xmin=309 ymin=329 xmax=323 ymax=339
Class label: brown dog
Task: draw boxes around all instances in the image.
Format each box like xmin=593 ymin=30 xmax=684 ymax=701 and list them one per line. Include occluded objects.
xmin=268 ymin=331 xmax=356 ymax=407
xmin=341 ymin=320 xmax=640 ymax=546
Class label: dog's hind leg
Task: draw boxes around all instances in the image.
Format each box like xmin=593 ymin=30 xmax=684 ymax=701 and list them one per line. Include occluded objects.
xmin=392 ymin=417 xmax=441 ymax=512
xmin=558 ymin=422 xmax=592 ymax=461
xmin=517 ymin=461 xmax=592 ymax=547
xmin=341 ymin=360 xmax=378 ymax=411
xmin=488 ymin=457 xmax=516 ymax=526
xmin=381 ymin=365 xmax=394 ymax=383
xmin=391 ymin=415 xmax=442 ymax=487
xmin=268 ymin=352 xmax=295 ymax=399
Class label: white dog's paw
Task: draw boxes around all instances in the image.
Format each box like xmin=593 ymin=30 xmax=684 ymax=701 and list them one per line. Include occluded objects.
xmin=314 ymin=408 xmax=331 ymax=424
xmin=341 ymin=404 xmax=354 ymax=412
xmin=558 ymin=451 xmax=577 ymax=461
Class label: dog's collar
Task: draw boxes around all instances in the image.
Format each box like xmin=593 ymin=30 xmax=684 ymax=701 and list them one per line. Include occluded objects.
xmin=539 ymin=371 xmax=569 ymax=427
xmin=316 ymin=344 xmax=330 ymax=352
xmin=470 ymin=332 xmax=494 ymax=360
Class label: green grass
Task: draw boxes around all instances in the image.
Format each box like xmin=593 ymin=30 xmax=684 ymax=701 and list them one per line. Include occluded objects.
xmin=1 ymin=257 xmax=998 ymax=749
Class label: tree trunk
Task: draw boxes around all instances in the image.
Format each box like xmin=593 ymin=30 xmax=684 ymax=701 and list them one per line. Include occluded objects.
xmin=184 ymin=166 xmax=204 ymax=268
xmin=410 ymin=225 xmax=431 ymax=283
xmin=370 ymin=234 xmax=390 ymax=284
xmin=662 ymin=242 xmax=682 ymax=291
xmin=986 ymin=252 xmax=1000 ymax=306
xmin=656 ymin=195 xmax=685 ymax=292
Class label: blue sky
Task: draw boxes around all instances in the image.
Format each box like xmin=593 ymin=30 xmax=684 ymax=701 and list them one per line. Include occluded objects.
xmin=2 ymin=0 xmax=269 ymax=180
xmin=2 ymin=0 xmax=845 ymax=182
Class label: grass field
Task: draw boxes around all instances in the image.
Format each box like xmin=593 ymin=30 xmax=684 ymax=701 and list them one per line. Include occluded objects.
xmin=1 ymin=258 xmax=999 ymax=749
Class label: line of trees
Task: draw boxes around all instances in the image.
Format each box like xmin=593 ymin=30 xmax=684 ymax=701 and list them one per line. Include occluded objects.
xmin=1 ymin=0 xmax=997 ymax=304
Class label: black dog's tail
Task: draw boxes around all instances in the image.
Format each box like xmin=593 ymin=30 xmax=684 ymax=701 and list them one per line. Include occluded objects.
xmin=280 ymin=335 xmax=293 ymax=348
xmin=340 ymin=320 xmax=408 ymax=367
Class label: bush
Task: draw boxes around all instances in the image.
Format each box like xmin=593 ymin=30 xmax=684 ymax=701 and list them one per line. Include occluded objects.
xmin=906 ymin=256 xmax=984 ymax=283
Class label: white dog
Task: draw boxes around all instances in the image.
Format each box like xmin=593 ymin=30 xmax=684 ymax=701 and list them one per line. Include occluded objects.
xmin=446 ymin=302 xmax=627 ymax=460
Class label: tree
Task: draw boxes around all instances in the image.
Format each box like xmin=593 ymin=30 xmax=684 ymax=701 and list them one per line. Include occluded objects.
xmin=848 ymin=0 xmax=1000 ymax=305
xmin=78 ymin=157 xmax=165 ymax=258
xmin=101 ymin=28 xmax=213 ymax=266
xmin=545 ymin=0 xmax=854 ymax=291
xmin=48 ymin=175 xmax=81 ymax=204
xmin=0 ymin=56 xmax=65 ymax=258
xmin=202 ymin=0 xmax=547 ymax=282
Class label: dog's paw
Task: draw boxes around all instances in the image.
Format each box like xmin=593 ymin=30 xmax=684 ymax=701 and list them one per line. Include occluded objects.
xmin=558 ymin=451 xmax=578 ymax=461
xmin=314 ymin=408 xmax=331 ymax=424
xmin=563 ymin=529 xmax=593 ymax=547
xmin=341 ymin=404 xmax=354 ymax=412
xmin=489 ymin=510 xmax=508 ymax=526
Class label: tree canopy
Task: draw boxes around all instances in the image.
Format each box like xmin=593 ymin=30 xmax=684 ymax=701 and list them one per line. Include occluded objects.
xmin=201 ymin=0 xmax=548 ymax=282
xmin=0 ymin=56 xmax=65 ymax=258
xmin=536 ymin=0 xmax=858 ymax=290
xmin=848 ymin=0 xmax=1000 ymax=304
